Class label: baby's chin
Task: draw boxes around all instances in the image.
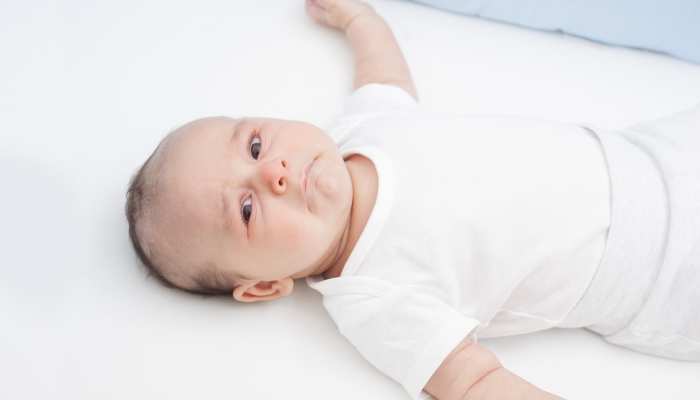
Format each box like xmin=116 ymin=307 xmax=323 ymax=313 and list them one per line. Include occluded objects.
xmin=311 ymin=155 xmax=353 ymax=212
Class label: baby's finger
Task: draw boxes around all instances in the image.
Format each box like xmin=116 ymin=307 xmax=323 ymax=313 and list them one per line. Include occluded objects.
xmin=308 ymin=0 xmax=338 ymax=9
xmin=305 ymin=0 xmax=324 ymax=12
xmin=305 ymin=0 xmax=330 ymax=23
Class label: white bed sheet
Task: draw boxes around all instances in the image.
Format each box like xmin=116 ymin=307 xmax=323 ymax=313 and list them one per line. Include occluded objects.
xmin=1 ymin=1 xmax=699 ymax=399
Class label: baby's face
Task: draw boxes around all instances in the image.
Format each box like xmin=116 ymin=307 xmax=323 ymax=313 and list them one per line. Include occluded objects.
xmin=160 ymin=117 xmax=353 ymax=288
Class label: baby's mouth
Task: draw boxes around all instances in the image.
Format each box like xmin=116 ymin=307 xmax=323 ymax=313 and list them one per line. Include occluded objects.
xmin=303 ymin=160 xmax=313 ymax=204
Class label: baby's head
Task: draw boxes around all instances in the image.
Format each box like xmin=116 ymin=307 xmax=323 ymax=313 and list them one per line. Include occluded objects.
xmin=126 ymin=117 xmax=353 ymax=301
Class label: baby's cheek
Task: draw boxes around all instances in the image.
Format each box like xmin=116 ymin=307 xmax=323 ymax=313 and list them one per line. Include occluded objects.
xmin=274 ymin=213 xmax=309 ymax=248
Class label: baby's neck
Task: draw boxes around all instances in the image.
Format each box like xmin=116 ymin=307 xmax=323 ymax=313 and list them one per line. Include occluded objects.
xmin=322 ymin=154 xmax=378 ymax=279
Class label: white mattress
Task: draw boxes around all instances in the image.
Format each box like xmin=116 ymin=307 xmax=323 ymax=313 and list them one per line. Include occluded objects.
xmin=1 ymin=1 xmax=699 ymax=399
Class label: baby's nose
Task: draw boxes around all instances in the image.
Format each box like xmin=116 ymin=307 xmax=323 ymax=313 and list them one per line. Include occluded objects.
xmin=261 ymin=158 xmax=287 ymax=195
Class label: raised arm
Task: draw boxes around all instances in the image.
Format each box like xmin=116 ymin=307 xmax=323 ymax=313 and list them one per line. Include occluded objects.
xmin=307 ymin=2 xmax=559 ymax=398
xmin=425 ymin=336 xmax=563 ymax=400
xmin=305 ymin=0 xmax=418 ymax=101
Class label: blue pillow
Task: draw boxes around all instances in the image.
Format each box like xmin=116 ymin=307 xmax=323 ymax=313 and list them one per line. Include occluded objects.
xmin=406 ymin=0 xmax=700 ymax=65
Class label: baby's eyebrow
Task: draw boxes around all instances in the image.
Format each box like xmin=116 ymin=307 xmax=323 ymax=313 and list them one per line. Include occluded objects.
xmin=221 ymin=191 xmax=236 ymax=237
xmin=230 ymin=119 xmax=248 ymax=146
xmin=221 ymin=193 xmax=240 ymax=237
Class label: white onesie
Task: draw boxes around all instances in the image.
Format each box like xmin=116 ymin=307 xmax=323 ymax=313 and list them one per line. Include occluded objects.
xmin=307 ymin=83 xmax=612 ymax=399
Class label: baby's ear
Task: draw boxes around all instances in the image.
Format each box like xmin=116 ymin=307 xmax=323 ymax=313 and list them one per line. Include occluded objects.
xmin=232 ymin=277 xmax=294 ymax=302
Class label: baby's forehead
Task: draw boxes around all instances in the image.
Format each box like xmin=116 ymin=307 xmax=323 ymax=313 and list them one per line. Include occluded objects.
xmin=178 ymin=116 xmax=240 ymax=142
xmin=168 ymin=117 xmax=241 ymax=162
xmin=157 ymin=118 xmax=238 ymax=211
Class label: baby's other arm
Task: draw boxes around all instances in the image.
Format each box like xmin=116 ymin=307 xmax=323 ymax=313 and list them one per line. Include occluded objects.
xmin=305 ymin=0 xmax=418 ymax=101
xmin=425 ymin=337 xmax=563 ymax=400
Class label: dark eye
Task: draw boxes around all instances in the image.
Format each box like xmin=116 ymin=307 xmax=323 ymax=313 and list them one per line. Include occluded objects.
xmin=249 ymin=136 xmax=261 ymax=160
xmin=241 ymin=197 xmax=252 ymax=224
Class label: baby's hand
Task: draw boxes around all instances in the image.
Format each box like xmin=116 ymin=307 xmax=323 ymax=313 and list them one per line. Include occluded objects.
xmin=305 ymin=0 xmax=375 ymax=31
xmin=305 ymin=0 xmax=419 ymax=100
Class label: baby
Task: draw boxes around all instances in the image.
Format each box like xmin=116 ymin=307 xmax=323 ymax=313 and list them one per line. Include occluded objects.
xmin=125 ymin=0 xmax=700 ymax=398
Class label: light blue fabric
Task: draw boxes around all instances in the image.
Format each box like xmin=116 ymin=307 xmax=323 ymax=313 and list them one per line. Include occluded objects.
xmin=407 ymin=0 xmax=700 ymax=65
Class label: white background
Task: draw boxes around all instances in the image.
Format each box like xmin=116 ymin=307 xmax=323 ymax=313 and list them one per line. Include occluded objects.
xmin=1 ymin=0 xmax=700 ymax=399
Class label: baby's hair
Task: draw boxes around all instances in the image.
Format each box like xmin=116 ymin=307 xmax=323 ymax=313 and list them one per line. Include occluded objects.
xmin=125 ymin=126 xmax=243 ymax=296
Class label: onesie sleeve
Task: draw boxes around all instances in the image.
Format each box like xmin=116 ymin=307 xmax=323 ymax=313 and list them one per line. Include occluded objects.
xmin=307 ymin=275 xmax=480 ymax=400
xmin=325 ymin=83 xmax=419 ymax=141
xmin=343 ymin=83 xmax=418 ymax=115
